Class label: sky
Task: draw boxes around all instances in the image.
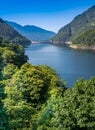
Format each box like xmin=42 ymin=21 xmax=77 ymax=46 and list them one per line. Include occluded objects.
xmin=0 ymin=0 xmax=95 ymax=32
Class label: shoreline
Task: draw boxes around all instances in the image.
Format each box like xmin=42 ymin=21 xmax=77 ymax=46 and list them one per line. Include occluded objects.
xmin=65 ymin=41 xmax=95 ymax=50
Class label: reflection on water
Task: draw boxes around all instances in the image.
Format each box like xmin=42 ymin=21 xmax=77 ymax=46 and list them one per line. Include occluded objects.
xmin=25 ymin=43 xmax=95 ymax=87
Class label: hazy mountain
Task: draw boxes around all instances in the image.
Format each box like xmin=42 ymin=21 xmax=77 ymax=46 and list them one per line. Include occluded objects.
xmin=6 ymin=21 xmax=56 ymax=41
xmin=0 ymin=18 xmax=31 ymax=46
xmin=52 ymin=5 xmax=95 ymax=45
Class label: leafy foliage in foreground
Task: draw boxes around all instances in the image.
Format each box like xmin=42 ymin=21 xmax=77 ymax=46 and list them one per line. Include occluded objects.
xmin=0 ymin=38 xmax=95 ymax=130
xmin=35 ymin=78 xmax=95 ymax=130
xmin=2 ymin=63 xmax=63 ymax=129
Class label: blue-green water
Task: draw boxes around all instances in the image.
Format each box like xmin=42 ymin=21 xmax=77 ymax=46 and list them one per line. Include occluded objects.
xmin=25 ymin=43 xmax=95 ymax=87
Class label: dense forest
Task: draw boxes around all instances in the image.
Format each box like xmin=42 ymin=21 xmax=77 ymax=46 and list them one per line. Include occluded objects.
xmin=72 ymin=28 xmax=95 ymax=46
xmin=0 ymin=37 xmax=95 ymax=130
xmin=52 ymin=5 xmax=95 ymax=47
xmin=0 ymin=18 xmax=31 ymax=47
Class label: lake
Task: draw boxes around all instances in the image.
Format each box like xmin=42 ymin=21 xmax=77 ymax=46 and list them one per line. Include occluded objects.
xmin=25 ymin=43 xmax=95 ymax=87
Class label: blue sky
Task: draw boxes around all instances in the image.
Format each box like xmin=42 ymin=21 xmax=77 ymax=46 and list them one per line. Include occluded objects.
xmin=0 ymin=0 xmax=95 ymax=32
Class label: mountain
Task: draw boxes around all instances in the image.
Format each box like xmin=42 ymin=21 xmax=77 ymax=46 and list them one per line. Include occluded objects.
xmin=0 ymin=18 xmax=31 ymax=47
xmin=6 ymin=21 xmax=56 ymax=41
xmin=52 ymin=5 xmax=95 ymax=45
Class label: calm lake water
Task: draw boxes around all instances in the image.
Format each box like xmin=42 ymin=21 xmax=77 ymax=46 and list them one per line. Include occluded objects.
xmin=25 ymin=43 xmax=95 ymax=87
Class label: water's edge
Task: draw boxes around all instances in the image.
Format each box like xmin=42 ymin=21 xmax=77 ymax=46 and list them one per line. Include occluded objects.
xmin=25 ymin=43 xmax=95 ymax=87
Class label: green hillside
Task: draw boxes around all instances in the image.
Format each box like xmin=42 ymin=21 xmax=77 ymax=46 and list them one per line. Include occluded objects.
xmin=72 ymin=28 xmax=95 ymax=46
xmin=52 ymin=5 xmax=95 ymax=46
xmin=0 ymin=18 xmax=31 ymax=46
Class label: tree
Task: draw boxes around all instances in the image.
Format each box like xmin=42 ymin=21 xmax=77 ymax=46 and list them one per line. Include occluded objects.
xmin=0 ymin=82 xmax=9 ymax=130
xmin=2 ymin=64 xmax=18 ymax=79
xmin=2 ymin=49 xmax=17 ymax=65
xmin=4 ymin=85 xmax=33 ymax=130
xmin=9 ymin=63 xmax=63 ymax=108
xmin=2 ymin=62 xmax=64 ymax=129
xmin=36 ymin=78 xmax=95 ymax=130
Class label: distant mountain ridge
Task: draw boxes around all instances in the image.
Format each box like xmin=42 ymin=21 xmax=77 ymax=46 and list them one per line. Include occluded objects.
xmin=6 ymin=21 xmax=56 ymax=41
xmin=0 ymin=18 xmax=31 ymax=46
xmin=52 ymin=5 xmax=95 ymax=45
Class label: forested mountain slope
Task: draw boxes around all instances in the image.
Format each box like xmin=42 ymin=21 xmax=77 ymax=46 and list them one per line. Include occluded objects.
xmin=53 ymin=5 xmax=95 ymax=46
xmin=6 ymin=21 xmax=56 ymax=41
xmin=0 ymin=18 xmax=31 ymax=46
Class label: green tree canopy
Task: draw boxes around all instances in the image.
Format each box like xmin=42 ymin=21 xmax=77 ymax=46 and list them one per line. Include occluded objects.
xmin=35 ymin=78 xmax=95 ymax=130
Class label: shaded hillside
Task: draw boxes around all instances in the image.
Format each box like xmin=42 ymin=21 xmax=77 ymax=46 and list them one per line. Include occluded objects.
xmin=6 ymin=21 xmax=56 ymax=41
xmin=72 ymin=28 xmax=95 ymax=46
xmin=53 ymin=5 xmax=95 ymax=44
xmin=0 ymin=18 xmax=31 ymax=46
